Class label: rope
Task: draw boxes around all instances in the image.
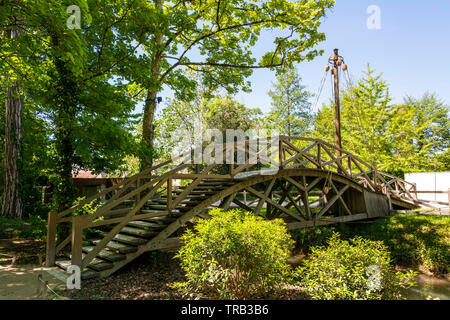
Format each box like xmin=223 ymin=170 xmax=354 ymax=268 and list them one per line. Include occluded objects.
xmin=312 ymin=71 xmax=328 ymax=111
xmin=37 ymin=274 xmax=62 ymax=299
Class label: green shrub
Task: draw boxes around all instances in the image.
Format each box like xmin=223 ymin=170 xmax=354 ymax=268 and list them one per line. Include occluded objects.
xmin=0 ymin=216 xmax=47 ymax=240
xmin=175 ymin=208 xmax=295 ymax=299
xmin=294 ymin=233 xmax=417 ymax=300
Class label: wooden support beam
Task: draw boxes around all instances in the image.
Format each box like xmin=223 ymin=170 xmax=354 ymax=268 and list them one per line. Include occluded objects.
xmin=254 ymin=178 xmax=276 ymax=215
xmin=71 ymin=215 xmax=84 ymax=268
xmin=245 ymin=186 xmax=305 ymax=222
xmin=45 ymin=211 xmax=57 ymax=267
xmin=316 ymin=185 xmax=350 ymax=219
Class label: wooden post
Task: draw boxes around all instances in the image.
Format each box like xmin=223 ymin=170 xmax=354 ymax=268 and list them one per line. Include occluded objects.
xmin=45 ymin=211 xmax=57 ymax=267
xmin=413 ymin=183 xmax=418 ymax=201
xmin=71 ymin=215 xmax=84 ymax=268
xmin=278 ymin=138 xmax=283 ymax=169
xmin=329 ymin=48 xmax=345 ymax=173
xmin=448 ymin=188 xmax=450 ymax=213
xmin=332 ymin=49 xmax=342 ymax=158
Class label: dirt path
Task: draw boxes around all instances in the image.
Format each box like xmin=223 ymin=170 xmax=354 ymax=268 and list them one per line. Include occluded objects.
xmin=0 ymin=264 xmax=68 ymax=300
xmin=0 ymin=239 xmax=69 ymax=300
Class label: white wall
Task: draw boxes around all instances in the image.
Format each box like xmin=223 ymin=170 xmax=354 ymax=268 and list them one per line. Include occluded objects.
xmin=405 ymin=172 xmax=450 ymax=205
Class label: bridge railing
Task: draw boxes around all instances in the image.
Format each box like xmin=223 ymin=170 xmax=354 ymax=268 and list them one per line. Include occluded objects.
xmin=46 ymin=135 xmax=418 ymax=268
xmin=277 ymin=136 xmax=418 ymax=203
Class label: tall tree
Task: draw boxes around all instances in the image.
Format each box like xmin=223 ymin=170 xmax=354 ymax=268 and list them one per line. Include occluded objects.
xmin=386 ymin=93 xmax=450 ymax=173
xmin=266 ymin=66 xmax=312 ymax=136
xmin=2 ymin=29 xmax=23 ymax=219
xmin=312 ymin=65 xmax=450 ymax=175
xmin=312 ymin=65 xmax=392 ymax=169
xmin=1 ymin=0 xmax=142 ymax=211
xmin=121 ymin=0 xmax=335 ymax=169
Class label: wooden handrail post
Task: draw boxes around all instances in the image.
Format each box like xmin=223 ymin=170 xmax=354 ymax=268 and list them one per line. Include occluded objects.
xmin=45 ymin=211 xmax=58 ymax=267
xmin=71 ymin=215 xmax=84 ymax=268
xmin=413 ymin=183 xmax=418 ymax=201
xmin=447 ymin=188 xmax=450 ymax=212
xmin=278 ymin=138 xmax=283 ymax=169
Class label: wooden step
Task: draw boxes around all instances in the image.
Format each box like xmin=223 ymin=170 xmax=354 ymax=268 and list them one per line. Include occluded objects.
xmin=101 ymin=232 xmax=147 ymax=246
xmin=91 ymin=239 xmax=137 ymax=254
xmin=120 ymin=226 xmax=159 ymax=238
xmin=55 ymin=260 xmax=99 ymax=280
xmin=67 ymin=253 xmax=114 ymax=272
xmin=145 ymin=215 xmax=176 ymax=224
xmin=82 ymin=246 xmax=126 ymax=262
xmin=172 ymin=190 xmax=217 ymax=195
xmin=127 ymin=220 xmax=167 ymax=230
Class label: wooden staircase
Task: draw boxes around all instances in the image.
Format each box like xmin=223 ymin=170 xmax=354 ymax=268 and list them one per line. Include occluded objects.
xmin=46 ymin=136 xmax=421 ymax=279
xmin=53 ymin=177 xmax=235 ymax=279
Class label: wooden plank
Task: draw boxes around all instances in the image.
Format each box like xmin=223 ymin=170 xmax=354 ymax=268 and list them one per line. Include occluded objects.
xmin=120 ymin=226 xmax=159 ymax=238
xmin=301 ymin=176 xmax=312 ymax=220
xmin=104 ymin=233 xmax=147 ymax=246
xmin=45 ymin=211 xmax=57 ymax=266
xmin=280 ymin=183 xmax=306 ymax=219
xmin=82 ymin=176 xmax=168 ymax=268
xmin=219 ymin=192 xmax=236 ymax=210
xmin=245 ymin=186 xmax=305 ymax=222
xmin=127 ymin=220 xmax=167 ymax=230
xmin=172 ymin=164 xmax=216 ymax=208
xmin=284 ymin=176 xmax=306 ymax=192
xmin=232 ymin=198 xmax=253 ymax=212
xmin=287 ymin=213 xmax=369 ymax=230
xmin=82 ymin=246 xmax=126 ymax=262
xmin=254 ymin=178 xmax=276 ymax=215
xmin=91 ymin=240 xmax=137 ymax=254
xmin=329 ymin=180 xmax=352 ymax=216
xmin=316 ymin=185 xmax=350 ymax=219
xmin=71 ymin=215 xmax=84 ymax=268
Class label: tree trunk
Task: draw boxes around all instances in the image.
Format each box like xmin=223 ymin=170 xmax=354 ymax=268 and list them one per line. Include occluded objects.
xmin=51 ymin=35 xmax=79 ymax=212
xmin=140 ymin=0 xmax=163 ymax=171
xmin=1 ymin=29 xmax=23 ymax=219
xmin=141 ymin=91 xmax=158 ymax=170
xmin=2 ymin=79 xmax=23 ymax=219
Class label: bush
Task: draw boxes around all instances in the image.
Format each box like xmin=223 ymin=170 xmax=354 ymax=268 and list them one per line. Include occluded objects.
xmin=294 ymin=233 xmax=417 ymax=300
xmin=0 ymin=216 xmax=47 ymax=240
xmin=175 ymin=208 xmax=295 ymax=299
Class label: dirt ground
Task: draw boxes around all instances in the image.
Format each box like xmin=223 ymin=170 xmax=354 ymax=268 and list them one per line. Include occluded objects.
xmin=0 ymin=264 xmax=67 ymax=300
xmin=0 ymin=239 xmax=68 ymax=300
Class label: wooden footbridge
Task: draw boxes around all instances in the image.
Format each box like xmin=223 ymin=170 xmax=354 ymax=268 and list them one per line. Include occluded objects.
xmin=46 ymin=136 xmax=422 ymax=279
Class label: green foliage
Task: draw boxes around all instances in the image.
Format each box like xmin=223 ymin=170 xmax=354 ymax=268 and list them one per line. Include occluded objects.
xmin=266 ymin=66 xmax=313 ymax=136
xmin=175 ymin=208 xmax=294 ymax=299
xmin=0 ymin=216 xmax=47 ymax=240
xmin=349 ymin=213 xmax=450 ymax=275
xmin=291 ymin=213 xmax=450 ymax=275
xmin=72 ymin=197 xmax=103 ymax=216
xmin=155 ymin=92 xmax=262 ymax=167
xmin=312 ymin=64 xmax=450 ymax=174
xmin=294 ymin=233 xmax=417 ymax=300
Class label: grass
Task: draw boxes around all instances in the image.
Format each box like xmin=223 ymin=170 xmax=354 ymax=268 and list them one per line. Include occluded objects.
xmin=290 ymin=212 xmax=450 ymax=275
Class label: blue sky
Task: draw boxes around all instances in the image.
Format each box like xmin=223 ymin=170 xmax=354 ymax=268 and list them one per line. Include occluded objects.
xmin=153 ymin=0 xmax=450 ymax=115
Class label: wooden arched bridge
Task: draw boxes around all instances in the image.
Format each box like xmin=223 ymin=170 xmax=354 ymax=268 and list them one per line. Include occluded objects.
xmin=46 ymin=136 xmax=422 ymax=279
